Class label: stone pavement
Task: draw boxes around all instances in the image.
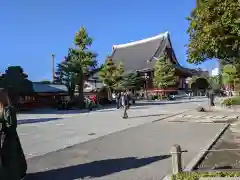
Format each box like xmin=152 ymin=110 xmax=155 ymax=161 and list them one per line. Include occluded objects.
xmin=18 ymin=99 xmax=208 ymax=159
xmin=25 ymin=121 xmax=225 ymax=180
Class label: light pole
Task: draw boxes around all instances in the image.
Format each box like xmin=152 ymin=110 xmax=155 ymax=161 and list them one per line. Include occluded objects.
xmin=144 ymin=72 xmax=149 ymax=100
xmin=185 ymin=77 xmax=192 ymax=98
xmin=52 ymin=54 xmax=55 ymax=82
xmin=185 ymin=77 xmax=192 ymax=89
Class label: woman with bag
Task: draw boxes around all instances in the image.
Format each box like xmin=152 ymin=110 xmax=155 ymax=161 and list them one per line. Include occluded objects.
xmin=0 ymin=88 xmax=27 ymax=180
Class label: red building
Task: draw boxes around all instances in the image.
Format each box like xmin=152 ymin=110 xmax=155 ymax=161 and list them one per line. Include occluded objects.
xmin=19 ymin=81 xmax=107 ymax=109
xmin=111 ymin=32 xmax=199 ymax=92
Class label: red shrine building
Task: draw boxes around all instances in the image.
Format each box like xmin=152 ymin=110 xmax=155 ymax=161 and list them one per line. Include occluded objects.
xmin=111 ymin=32 xmax=200 ymax=92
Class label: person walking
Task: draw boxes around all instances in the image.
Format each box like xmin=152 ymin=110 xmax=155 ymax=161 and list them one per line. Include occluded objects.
xmin=116 ymin=92 xmax=121 ymax=109
xmin=208 ymin=89 xmax=215 ymax=106
xmin=0 ymin=88 xmax=27 ymax=180
xmin=121 ymin=90 xmax=130 ymax=119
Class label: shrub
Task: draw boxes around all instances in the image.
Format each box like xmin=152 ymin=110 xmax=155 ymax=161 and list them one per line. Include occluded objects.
xmin=222 ymin=96 xmax=240 ymax=106
xmin=173 ymin=172 xmax=240 ymax=180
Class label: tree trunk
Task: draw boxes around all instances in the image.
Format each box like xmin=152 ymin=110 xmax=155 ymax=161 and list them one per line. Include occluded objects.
xmin=67 ymin=85 xmax=75 ymax=101
xmin=77 ymin=76 xmax=85 ymax=108
xmin=107 ymin=88 xmax=112 ymax=101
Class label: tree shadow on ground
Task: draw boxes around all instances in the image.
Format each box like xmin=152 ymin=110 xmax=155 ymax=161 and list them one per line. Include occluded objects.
xmin=26 ymin=155 xmax=170 ymax=180
xmin=133 ymin=100 xmax=205 ymax=107
xmin=18 ymin=104 xmax=117 ymax=115
xmin=17 ymin=117 xmax=62 ymax=125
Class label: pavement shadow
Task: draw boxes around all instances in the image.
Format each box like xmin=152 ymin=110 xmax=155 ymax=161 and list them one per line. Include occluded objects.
xmin=18 ymin=105 xmax=116 ymax=115
xmin=17 ymin=117 xmax=62 ymax=125
xmin=133 ymin=100 xmax=205 ymax=107
xmin=26 ymin=155 xmax=170 ymax=180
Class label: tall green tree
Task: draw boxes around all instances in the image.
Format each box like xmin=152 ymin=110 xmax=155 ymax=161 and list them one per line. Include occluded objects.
xmin=187 ymin=0 xmax=240 ymax=64
xmin=222 ymin=64 xmax=237 ymax=89
xmin=120 ymin=72 xmax=143 ymax=90
xmin=54 ymin=51 xmax=77 ymax=99
xmin=208 ymin=75 xmax=221 ymax=90
xmin=153 ymin=54 xmax=178 ymax=89
xmin=68 ymin=27 xmax=99 ymax=106
xmin=99 ymin=56 xmax=124 ymax=91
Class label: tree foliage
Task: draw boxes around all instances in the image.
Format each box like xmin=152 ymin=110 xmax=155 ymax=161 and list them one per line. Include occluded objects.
xmin=153 ymin=54 xmax=178 ymax=88
xmin=208 ymin=75 xmax=221 ymax=90
xmin=99 ymin=56 xmax=124 ymax=90
xmin=188 ymin=76 xmax=209 ymax=90
xmin=120 ymin=72 xmax=144 ymax=90
xmin=221 ymin=64 xmax=240 ymax=90
xmin=0 ymin=66 xmax=33 ymax=94
xmin=187 ymin=0 xmax=240 ymax=64
xmin=70 ymin=27 xmax=99 ymax=104
xmin=54 ymin=50 xmax=78 ymax=98
xmin=195 ymin=77 xmax=209 ymax=90
xmin=0 ymin=66 xmax=34 ymax=105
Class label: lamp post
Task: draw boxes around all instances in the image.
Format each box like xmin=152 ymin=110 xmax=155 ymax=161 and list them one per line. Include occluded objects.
xmin=144 ymin=72 xmax=149 ymax=100
xmin=185 ymin=77 xmax=192 ymax=97
xmin=185 ymin=77 xmax=191 ymax=88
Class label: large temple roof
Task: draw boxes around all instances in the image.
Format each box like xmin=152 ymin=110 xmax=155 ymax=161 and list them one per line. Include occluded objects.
xmin=111 ymin=32 xmax=178 ymax=73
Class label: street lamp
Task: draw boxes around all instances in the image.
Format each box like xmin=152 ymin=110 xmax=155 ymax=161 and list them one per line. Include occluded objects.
xmin=144 ymin=72 xmax=149 ymax=100
xmin=185 ymin=77 xmax=192 ymax=97
xmin=185 ymin=77 xmax=192 ymax=88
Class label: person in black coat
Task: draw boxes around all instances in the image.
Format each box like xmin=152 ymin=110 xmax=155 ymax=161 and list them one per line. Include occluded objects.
xmin=208 ymin=89 xmax=215 ymax=106
xmin=0 ymin=88 xmax=27 ymax=180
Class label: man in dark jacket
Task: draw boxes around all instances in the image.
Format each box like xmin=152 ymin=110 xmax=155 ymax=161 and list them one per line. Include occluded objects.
xmin=121 ymin=90 xmax=130 ymax=118
xmin=208 ymin=89 xmax=215 ymax=106
xmin=116 ymin=92 xmax=121 ymax=109
xmin=0 ymin=89 xmax=27 ymax=180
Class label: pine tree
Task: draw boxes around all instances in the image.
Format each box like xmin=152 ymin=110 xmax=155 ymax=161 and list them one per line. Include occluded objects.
xmin=54 ymin=51 xmax=77 ymax=99
xmin=153 ymin=54 xmax=178 ymax=89
xmin=99 ymin=56 xmax=124 ymax=90
xmin=69 ymin=27 xmax=99 ymax=106
xmin=121 ymin=72 xmax=143 ymax=90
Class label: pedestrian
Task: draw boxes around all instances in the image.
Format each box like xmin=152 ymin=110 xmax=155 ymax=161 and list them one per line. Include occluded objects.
xmin=0 ymin=88 xmax=27 ymax=180
xmin=208 ymin=89 xmax=215 ymax=106
xmin=121 ymin=90 xmax=130 ymax=119
xmin=116 ymin=92 xmax=121 ymax=109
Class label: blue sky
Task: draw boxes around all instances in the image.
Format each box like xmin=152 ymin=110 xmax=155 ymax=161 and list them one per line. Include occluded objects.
xmin=0 ymin=0 xmax=217 ymax=81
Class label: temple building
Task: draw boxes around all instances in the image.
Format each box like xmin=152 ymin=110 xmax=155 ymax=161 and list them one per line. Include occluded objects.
xmin=111 ymin=32 xmax=200 ymax=92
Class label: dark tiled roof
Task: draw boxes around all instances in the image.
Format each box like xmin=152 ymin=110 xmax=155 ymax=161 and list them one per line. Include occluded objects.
xmin=33 ymin=83 xmax=68 ymax=93
xmin=111 ymin=32 xmax=172 ymax=72
xmin=33 ymin=81 xmax=105 ymax=94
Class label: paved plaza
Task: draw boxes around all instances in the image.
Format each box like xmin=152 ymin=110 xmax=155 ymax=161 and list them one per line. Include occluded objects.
xmin=16 ymin=98 xmax=229 ymax=180
xmin=18 ymin=98 xmax=208 ymax=158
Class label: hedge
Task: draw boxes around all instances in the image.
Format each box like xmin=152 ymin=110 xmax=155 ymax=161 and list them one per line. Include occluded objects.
xmin=172 ymin=172 xmax=240 ymax=180
xmin=221 ymin=96 xmax=240 ymax=106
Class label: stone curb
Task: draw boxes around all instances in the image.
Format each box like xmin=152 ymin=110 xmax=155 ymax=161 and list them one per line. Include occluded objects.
xmin=161 ymin=123 xmax=230 ymax=180
xmin=184 ymin=123 xmax=230 ymax=171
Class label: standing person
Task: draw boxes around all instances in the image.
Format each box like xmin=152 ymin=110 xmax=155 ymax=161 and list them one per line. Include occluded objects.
xmin=0 ymin=88 xmax=27 ymax=180
xmin=121 ymin=90 xmax=130 ymax=119
xmin=208 ymin=89 xmax=215 ymax=106
xmin=116 ymin=92 xmax=121 ymax=109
